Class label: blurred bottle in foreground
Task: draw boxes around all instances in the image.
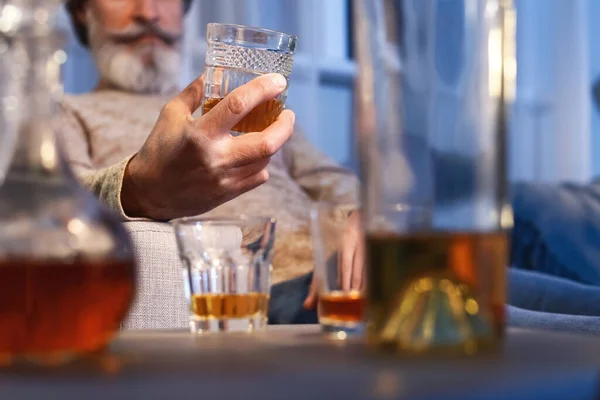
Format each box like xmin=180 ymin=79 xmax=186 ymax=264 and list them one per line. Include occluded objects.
xmin=353 ymin=0 xmax=516 ymax=355
xmin=0 ymin=1 xmax=136 ymax=365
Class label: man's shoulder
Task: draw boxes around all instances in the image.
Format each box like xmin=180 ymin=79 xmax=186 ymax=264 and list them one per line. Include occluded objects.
xmin=60 ymin=90 xmax=135 ymax=123
xmin=61 ymin=90 xmax=167 ymax=119
xmin=60 ymin=92 xmax=98 ymax=115
xmin=58 ymin=92 xmax=118 ymax=129
xmin=61 ymin=90 xmax=110 ymax=106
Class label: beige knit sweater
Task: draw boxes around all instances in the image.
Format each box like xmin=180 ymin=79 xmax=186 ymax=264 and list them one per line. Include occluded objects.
xmin=58 ymin=90 xmax=359 ymax=284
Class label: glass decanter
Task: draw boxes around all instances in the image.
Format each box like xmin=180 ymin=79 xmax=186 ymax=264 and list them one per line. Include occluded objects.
xmin=0 ymin=1 xmax=136 ymax=364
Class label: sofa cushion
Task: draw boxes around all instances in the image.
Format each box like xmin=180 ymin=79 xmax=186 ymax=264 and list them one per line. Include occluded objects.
xmin=123 ymin=221 xmax=188 ymax=330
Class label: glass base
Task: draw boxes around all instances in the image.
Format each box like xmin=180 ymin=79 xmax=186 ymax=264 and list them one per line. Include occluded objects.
xmin=320 ymin=320 xmax=365 ymax=340
xmin=190 ymin=315 xmax=268 ymax=334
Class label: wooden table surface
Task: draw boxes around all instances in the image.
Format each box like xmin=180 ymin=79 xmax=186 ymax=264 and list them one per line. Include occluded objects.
xmin=2 ymin=325 xmax=600 ymax=400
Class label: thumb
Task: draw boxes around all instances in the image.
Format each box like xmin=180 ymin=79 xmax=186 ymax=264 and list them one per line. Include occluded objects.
xmin=173 ymin=74 xmax=205 ymax=115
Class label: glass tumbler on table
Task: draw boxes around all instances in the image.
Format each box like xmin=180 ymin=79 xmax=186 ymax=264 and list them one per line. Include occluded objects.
xmin=173 ymin=216 xmax=276 ymax=334
xmin=353 ymin=0 xmax=516 ymax=355
xmin=310 ymin=203 xmax=366 ymax=338
xmin=201 ymin=23 xmax=297 ymax=135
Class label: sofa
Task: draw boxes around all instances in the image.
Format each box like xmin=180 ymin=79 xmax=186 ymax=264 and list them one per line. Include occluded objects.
xmin=123 ymin=221 xmax=188 ymax=330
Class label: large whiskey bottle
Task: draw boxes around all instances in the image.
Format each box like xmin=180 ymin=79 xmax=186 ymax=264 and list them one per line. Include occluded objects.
xmin=353 ymin=0 xmax=516 ymax=355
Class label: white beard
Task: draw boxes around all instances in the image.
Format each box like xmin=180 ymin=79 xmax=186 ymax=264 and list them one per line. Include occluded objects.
xmin=86 ymin=10 xmax=181 ymax=94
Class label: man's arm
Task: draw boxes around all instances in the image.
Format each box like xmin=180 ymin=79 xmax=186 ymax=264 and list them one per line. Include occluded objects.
xmin=58 ymin=74 xmax=295 ymax=222
xmin=57 ymin=100 xmax=138 ymax=220
xmin=285 ymin=130 xmax=360 ymax=204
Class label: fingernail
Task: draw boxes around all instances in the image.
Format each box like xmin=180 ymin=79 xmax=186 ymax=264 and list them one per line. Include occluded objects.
xmin=272 ymin=74 xmax=287 ymax=89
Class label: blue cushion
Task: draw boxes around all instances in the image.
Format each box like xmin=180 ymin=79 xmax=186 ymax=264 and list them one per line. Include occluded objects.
xmin=508 ymin=268 xmax=600 ymax=317
xmin=508 ymin=305 xmax=600 ymax=336
xmin=510 ymin=181 xmax=600 ymax=285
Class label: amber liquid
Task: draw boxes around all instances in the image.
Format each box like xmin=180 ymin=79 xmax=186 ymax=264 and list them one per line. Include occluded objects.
xmin=319 ymin=291 xmax=365 ymax=326
xmin=367 ymin=231 xmax=507 ymax=355
xmin=0 ymin=259 xmax=135 ymax=359
xmin=191 ymin=293 xmax=270 ymax=320
xmin=202 ymin=97 xmax=283 ymax=134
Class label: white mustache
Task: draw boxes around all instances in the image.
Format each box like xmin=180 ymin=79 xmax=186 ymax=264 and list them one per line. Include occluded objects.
xmin=104 ymin=22 xmax=182 ymax=46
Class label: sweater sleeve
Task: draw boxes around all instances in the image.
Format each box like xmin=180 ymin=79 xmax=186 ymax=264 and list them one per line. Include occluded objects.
xmin=284 ymin=129 xmax=360 ymax=205
xmin=56 ymin=101 xmax=142 ymax=221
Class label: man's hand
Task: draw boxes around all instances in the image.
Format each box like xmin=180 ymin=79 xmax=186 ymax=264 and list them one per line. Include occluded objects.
xmin=304 ymin=210 xmax=365 ymax=310
xmin=121 ymin=73 xmax=294 ymax=220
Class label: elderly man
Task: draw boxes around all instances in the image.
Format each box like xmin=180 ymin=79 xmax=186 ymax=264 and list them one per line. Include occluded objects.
xmin=60 ymin=0 xmax=360 ymax=322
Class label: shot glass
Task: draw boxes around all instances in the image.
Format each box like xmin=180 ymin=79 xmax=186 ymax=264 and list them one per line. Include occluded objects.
xmin=173 ymin=216 xmax=276 ymax=334
xmin=201 ymin=23 xmax=298 ymax=135
xmin=310 ymin=203 xmax=366 ymax=338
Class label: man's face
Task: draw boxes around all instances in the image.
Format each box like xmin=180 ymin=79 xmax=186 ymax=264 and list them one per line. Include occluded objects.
xmin=84 ymin=0 xmax=184 ymax=94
